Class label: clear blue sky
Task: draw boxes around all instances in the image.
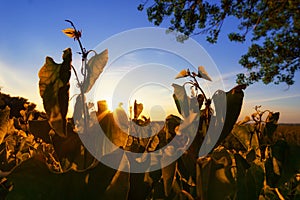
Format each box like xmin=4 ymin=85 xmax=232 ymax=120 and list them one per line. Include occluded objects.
xmin=0 ymin=0 xmax=299 ymax=123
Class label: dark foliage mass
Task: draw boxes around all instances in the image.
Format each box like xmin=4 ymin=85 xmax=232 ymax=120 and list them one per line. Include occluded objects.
xmin=138 ymin=0 xmax=300 ymax=85
xmin=1 ymin=88 xmax=299 ymax=199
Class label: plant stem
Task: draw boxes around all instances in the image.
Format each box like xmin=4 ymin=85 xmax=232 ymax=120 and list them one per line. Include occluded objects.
xmin=192 ymin=76 xmax=208 ymax=102
xmin=71 ymin=66 xmax=88 ymax=134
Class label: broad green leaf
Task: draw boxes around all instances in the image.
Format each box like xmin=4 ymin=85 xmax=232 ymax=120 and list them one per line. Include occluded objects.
xmin=38 ymin=48 xmax=72 ymax=137
xmin=0 ymin=106 xmax=10 ymax=144
xmin=83 ymin=49 xmax=108 ymax=93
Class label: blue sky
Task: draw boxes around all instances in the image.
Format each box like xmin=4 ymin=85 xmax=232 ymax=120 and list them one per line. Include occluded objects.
xmin=0 ymin=0 xmax=299 ymax=123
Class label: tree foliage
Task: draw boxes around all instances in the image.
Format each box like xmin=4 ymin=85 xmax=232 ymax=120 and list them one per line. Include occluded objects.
xmin=138 ymin=0 xmax=300 ymax=85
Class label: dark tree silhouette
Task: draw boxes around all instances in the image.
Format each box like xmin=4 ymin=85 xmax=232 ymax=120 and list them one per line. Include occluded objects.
xmin=138 ymin=0 xmax=300 ymax=85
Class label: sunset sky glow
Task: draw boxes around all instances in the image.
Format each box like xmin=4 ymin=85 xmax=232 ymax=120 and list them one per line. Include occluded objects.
xmin=0 ymin=0 xmax=299 ymax=123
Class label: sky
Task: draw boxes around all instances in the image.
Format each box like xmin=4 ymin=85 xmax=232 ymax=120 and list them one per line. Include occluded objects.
xmin=0 ymin=0 xmax=299 ymax=123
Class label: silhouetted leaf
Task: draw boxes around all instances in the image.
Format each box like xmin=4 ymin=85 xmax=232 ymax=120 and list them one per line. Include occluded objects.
xmin=51 ymin=122 xmax=82 ymax=164
xmin=28 ymin=120 xmax=52 ymax=143
xmin=246 ymin=148 xmax=256 ymax=163
xmin=172 ymin=84 xmax=189 ymax=118
xmin=128 ymin=173 xmax=151 ymax=200
xmin=215 ymin=85 xmax=246 ymax=147
xmin=38 ymin=48 xmax=72 ymax=137
xmin=104 ymin=155 xmax=130 ymax=200
xmin=162 ymin=161 xmax=176 ymax=197
xmin=83 ymin=49 xmax=108 ymax=93
xmin=263 ymin=112 xmax=280 ymax=142
xmin=235 ymin=153 xmax=264 ymax=200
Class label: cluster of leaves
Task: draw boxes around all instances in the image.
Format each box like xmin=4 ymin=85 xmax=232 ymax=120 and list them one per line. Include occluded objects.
xmin=222 ymin=107 xmax=300 ymax=199
xmin=138 ymin=0 xmax=300 ymax=85
xmin=0 ymin=93 xmax=60 ymax=198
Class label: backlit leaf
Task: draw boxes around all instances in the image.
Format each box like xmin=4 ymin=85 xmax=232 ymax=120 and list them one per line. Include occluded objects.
xmin=175 ymin=69 xmax=189 ymax=79
xmin=38 ymin=48 xmax=72 ymax=137
xmin=235 ymin=154 xmax=264 ymax=200
xmin=83 ymin=49 xmax=108 ymax=93
xmin=197 ymin=66 xmax=212 ymax=81
xmin=113 ymin=103 xmax=129 ymax=133
xmin=62 ymin=28 xmax=76 ymax=38
xmin=134 ymin=100 xmax=143 ymax=119
xmin=0 ymin=106 xmax=10 ymax=144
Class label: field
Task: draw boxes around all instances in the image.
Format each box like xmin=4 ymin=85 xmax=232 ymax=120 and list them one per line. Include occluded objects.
xmin=274 ymin=124 xmax=300 ymax=146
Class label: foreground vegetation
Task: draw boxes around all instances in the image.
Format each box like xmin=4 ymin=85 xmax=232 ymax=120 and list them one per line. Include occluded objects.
xmin=0 ymin=20 xmax=299 ymax=199
xmin=0 ymin=87 xmax=299 ymax=199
